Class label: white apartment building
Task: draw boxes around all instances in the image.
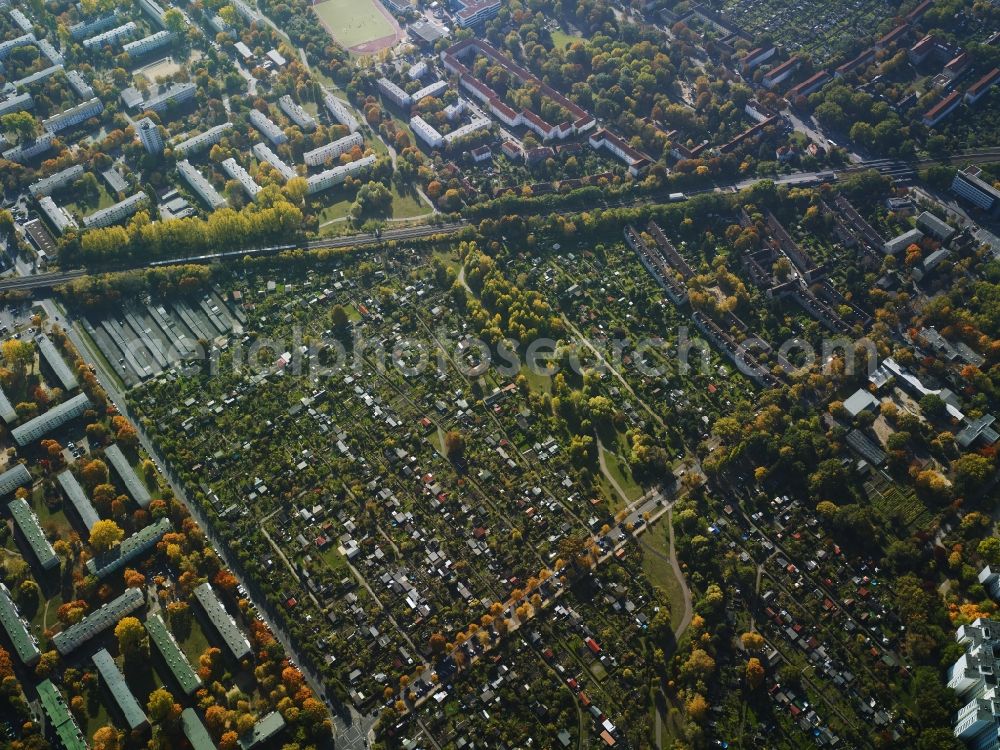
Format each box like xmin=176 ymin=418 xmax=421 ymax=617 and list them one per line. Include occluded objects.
xmin=29 ymin=165 xmax=84 ymax=198
xmin=306 ymin=154 xmax=375 ymax=194
xmin=124 ymin=30 xmax=173 ymax=57
xmin=173 ymin=122 xmax=232 ymax=157
xmin=42 ymin=97 xmax=103 ymax=134
xmin=82 ymin=21 xmax=137 ymax=50
xmin=222 ymin=158 xmax=261 ymax=200
xmin=136 ymin=117 xmax=164 ymax=154
xmin=38 ymin=196 xmax=78 ymax=235
xmin=252 ymin=142 xmax=296 ymax=182
xmin=323 ymin=92 xmax=360 ymax=133
xmin=177 ymin=160 xmax=226 ymax=210
xmin=249 ymin=108 xmax=287 ymax=145
xmin=278 ymin=94 xmax=316 ymax=131
xmin=304 ymin=132 xmax=364 ymax=167
xmin=83 ymin=193 xmax=147 ymax=228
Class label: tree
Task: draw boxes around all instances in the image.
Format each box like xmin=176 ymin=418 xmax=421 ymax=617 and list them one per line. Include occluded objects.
xmin=92 ymin=725 xmax=123 ymax=750
xmin=163 ymin=8 xmax=185 ymax=32
xmin=979 ymin=537 xmax=1000 ymax=568
xmin=147 ymin=687 xmax=178 ymax=723
xmin=115 ymin=616 xmax=146 ymax=655
xmin=81 ymin=459 xmax=110 ymax=487
xmin=954 ymin=454 xmax=994 ymax=494
xmin=2 ymin=339 xmax=34 ymax=379
xmin=685 ymin=693 xmax=709 ymax=720
xmin=740 ymin=631 xmax=764 ymax=651
xmin=0 ymin=112 xmax=38 ymax=143
xmin=746 ymin=657 xmax=764 ymax=688
xmin=444 ymin=430 xmax=466 ymax=461
xmin=919 ymin=393 xmax=947 ymax=419
xmin=89 ymin=519 xmax=124 ymax=553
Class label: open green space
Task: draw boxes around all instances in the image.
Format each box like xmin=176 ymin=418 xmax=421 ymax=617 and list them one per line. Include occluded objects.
xmin=312 ymin=0 xmax=394 ymax=49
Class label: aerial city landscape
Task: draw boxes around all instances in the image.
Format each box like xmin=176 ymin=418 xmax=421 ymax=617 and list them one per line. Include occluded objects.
xmin=1 ymin=0 xmax=1000 ymax=748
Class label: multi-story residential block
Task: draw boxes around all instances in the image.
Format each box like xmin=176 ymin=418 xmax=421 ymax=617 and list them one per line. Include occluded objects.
xmin=762 ymin=56 xmax=802 ymax=89
xmin=173 ymin=122 xmax=232 ymax=157
xmin=82 ymin=192 xmax=148 ymax=228
xmin=304 ymin=132 xmax=364 ymax=166
xmin=411 ymin=79 xmax=448 ymax=104
xmin=143 ymin=81 xmax=196 ymax=113
xmin=410 ymin=115 xmax=444 ymax=148
xmin=378 ymin=77 xmax=412 ymax=108
xmin=0 ymin=92 xmax=33 ymax=117
xmin=278 ymin=94 xmax=316 ymax=131
xmin=65 ymin=70 xmax=95 ymax=99
xmin=124 ymin=30 xmax=174 ymax=57
xmin=82 ymin=21 xmax=137 ymax=50
xmin=13 ymin=64 xmax=63 ymax=91
xmin=966 ymin=67 xmax=1000 ymax=104
xmin=69 ymin=11 xmax=119 ymax=40
xmin=249 ymin=108 xmax=287 ymax=145
xmin=42 ymin=97 xmax=103 ymax=134
xmin=177 ymin=160 xmax=226 ymax=210
xmin=322 ymin=92 xmax=360 ymax=132
xmin=0 ymin=33 xmax=36 ymax=60
xmin=452 ymin=0 xmax=501 ymax=27
xmin=952 ymin=165 xmax=1000 ymax=212
xmin=589 ymin=129 xmax=651 ymax=177
xmin=10 ymin=8 xmax=33 ymax=32
xmin=194 ymin=582 xmax=251 ymax=660
xmin=29 ymin=165 xmax=84 ymax=197
xmin=136 ymin=117 xmax=164 ymax=154
xmin=949 ymin=619 xmax=1000 ymax=747
xmin=38 ymin=197 xmax=78 ymax=235
xmin=2 ymin=132 xmax=53 ymax=164
xmin=137 ymin=0 xmax=167 ymax=27
xmin=36 ymin=38 xmax=64 ymax=65
xmin=52 ymin=587 xmax=144 ymax=655
xmin=306 ymin=154 xmax=376 ymax=194
xmin=222 ymin=158 xmax=261 ymax=200
xmin=252 ymin=142 xmax=297 ymax=182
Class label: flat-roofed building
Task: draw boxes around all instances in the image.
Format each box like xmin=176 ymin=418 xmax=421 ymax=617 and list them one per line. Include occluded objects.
xmin=52 ymin=587 xmax=144 ymax=655
xmin=69 ymin=12 xmax=119 ymax=40
xmin=0 ymin=91 xmax=33 ymax=117
xmin=42 ymin=97 xmax=103 ymax=134
xmin=136 ymin=117 xmax=164 ymax=154
xmin=278 ymin=94 xmax=316 ymax=131
xmin=0 ymin=464 xmax=31 ymax=495
xmin=183 ymin=708 xmax=218 ymax=750
xmin=11 ymin=392 xmax=91 ymax=447
xmin=952 ymin=165 xmax=1000 ymax=212
xmin=411 ymin=79 xmax=448 ymax=104
xmin=248 ymin=108 xmax=286 ymax=145
xmin=9 ymin=498 xmax=58 ymax=571
xmin=222 ymin=158 xmax=261 ymax=200
xmin=304 ymin=132 xmax=364 ymax=166
xmin=266 ymin=49 xmax=286 ymax=66
xmin=234 ymin=40 xmax=253 ymax=60
xmin=37 ymin=679 xmax=87 ymax=750
xmin=238 ymin=711 xmax=286 ymax=750
xmin=194 ymin=582 xmax=251 ymax=660
xmin=305 ymin=154 xmax=375 ymax=194
xmin=92 ymin=648 xmax=148 ymax=731
xmin=38 ymin=197 xmax=77 ymax=235
xmin=323 ymin=91 xmax=360 ymax=132
xmin=4 ymin=132 xmax=54 ymax=163
xmin=14 ymin=63 xmax=62 ymax=90
xmin=444 ymin=116 xmax=490 ymax=145
xmin=36 ymin=39 xmax=64 ymax=66
xmin=252 ymin=142 xmax=296 ymax=182
xmin=378 ymin=77 xmax=412 ymax=108
xmin=86 ymin=518 xmax=171 ymax=579
xmin=124 ymin=29 xmax=173 ymax=57
xmin=453 ymin=0 xmax=501 ymax=27
xmin=883 ymin=227 xmax=924 ymax=255
xmin=177 ymin=160 xmax=226 ymax=210
xmin=29 ymin=165 xmax=84 ymax=198
xmin=137 ymin=0 xmax=167 ymax=27
xmin=0 ymin=33 xmax=36 ymax=60
xmin=144 ymin=81 xmax=196 ymax=113
xmin=916 ymin=211 xmax=955 ymax=242
xmin=57 ymin=470 xmax=100 ymax=532
xmin=10 ymin=8 xmax=33 ymax=32
xmin=147 ymin=613 xmax=202 ymax=694
xmin=174 ymin=123 xmax=233 ymax=157
xmin=0 ymin=581 xmax=40 ymax=665
xmin=82 ymin=21 xmax=137 ymax=50
xmin=410 ymin=115 xmax=444 ymax=148
xmin=83 ymin=192 xmax=147 ymax=229
xmin=0 ymin=387 xmax=17 ymax=424
xmin=36 ymin=334 xmax=78 ymax=391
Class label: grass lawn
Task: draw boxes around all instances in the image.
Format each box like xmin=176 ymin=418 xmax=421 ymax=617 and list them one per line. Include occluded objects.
xmin=639 ymin=526 xmax=687 ymax=632
xmin=550 ymin=28 xmax=581 ymax=49
xmin=316 ymin=197 xmax=354 ymax=226
xmin=63 ymin=183 xmax=118 ymax=221
xmin=390 ymin=186 xmax=428 ymax=219
xmin=600 ymin=443 xmax=643 ymax=503
xmin=313 ymin=0 xmax=394 ymax=49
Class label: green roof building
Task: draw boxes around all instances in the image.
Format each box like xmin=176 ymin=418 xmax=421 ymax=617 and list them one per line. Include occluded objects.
xmin=9 ymin=497 xmax=59 ymax=570
xmin=238 ymin=711 xmax=286 ymax=750
xmin=11 ymin=393 xmax=91 ymax=447
xmin=104 ymin=443 xmax=151 ymax=509
xmin=57 ymin=470 xmax=100 ymax=532
xmin=194 ymin=582 xmax=251 ymax=661
xmin=0 ymin=581 xmax=40 ymax=665
xmin=52 ymin=587 xmax=144 ymax=656
xmin=0 ymin=462 xmax=31 ymax=495
xmin=92 ymin=648 xmax=148 ymax=731
xmin=182 ymin=708 xmax=218 ymax=750
xmin=37 ymin=679 xmax=87 ymax=750
xmin=86 ymin=517 xmax=171 ymax=579
xmin=146 ymin=613 xmax=202 ymax=695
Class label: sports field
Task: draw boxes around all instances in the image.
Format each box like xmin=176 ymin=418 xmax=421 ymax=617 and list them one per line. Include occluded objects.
xmin=312 ymin=0 xmax=401 ymax=53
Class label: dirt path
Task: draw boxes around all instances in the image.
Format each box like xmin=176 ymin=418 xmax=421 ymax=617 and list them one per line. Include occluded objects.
xmin=596 ymin=436 xmax=629 ymax=505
